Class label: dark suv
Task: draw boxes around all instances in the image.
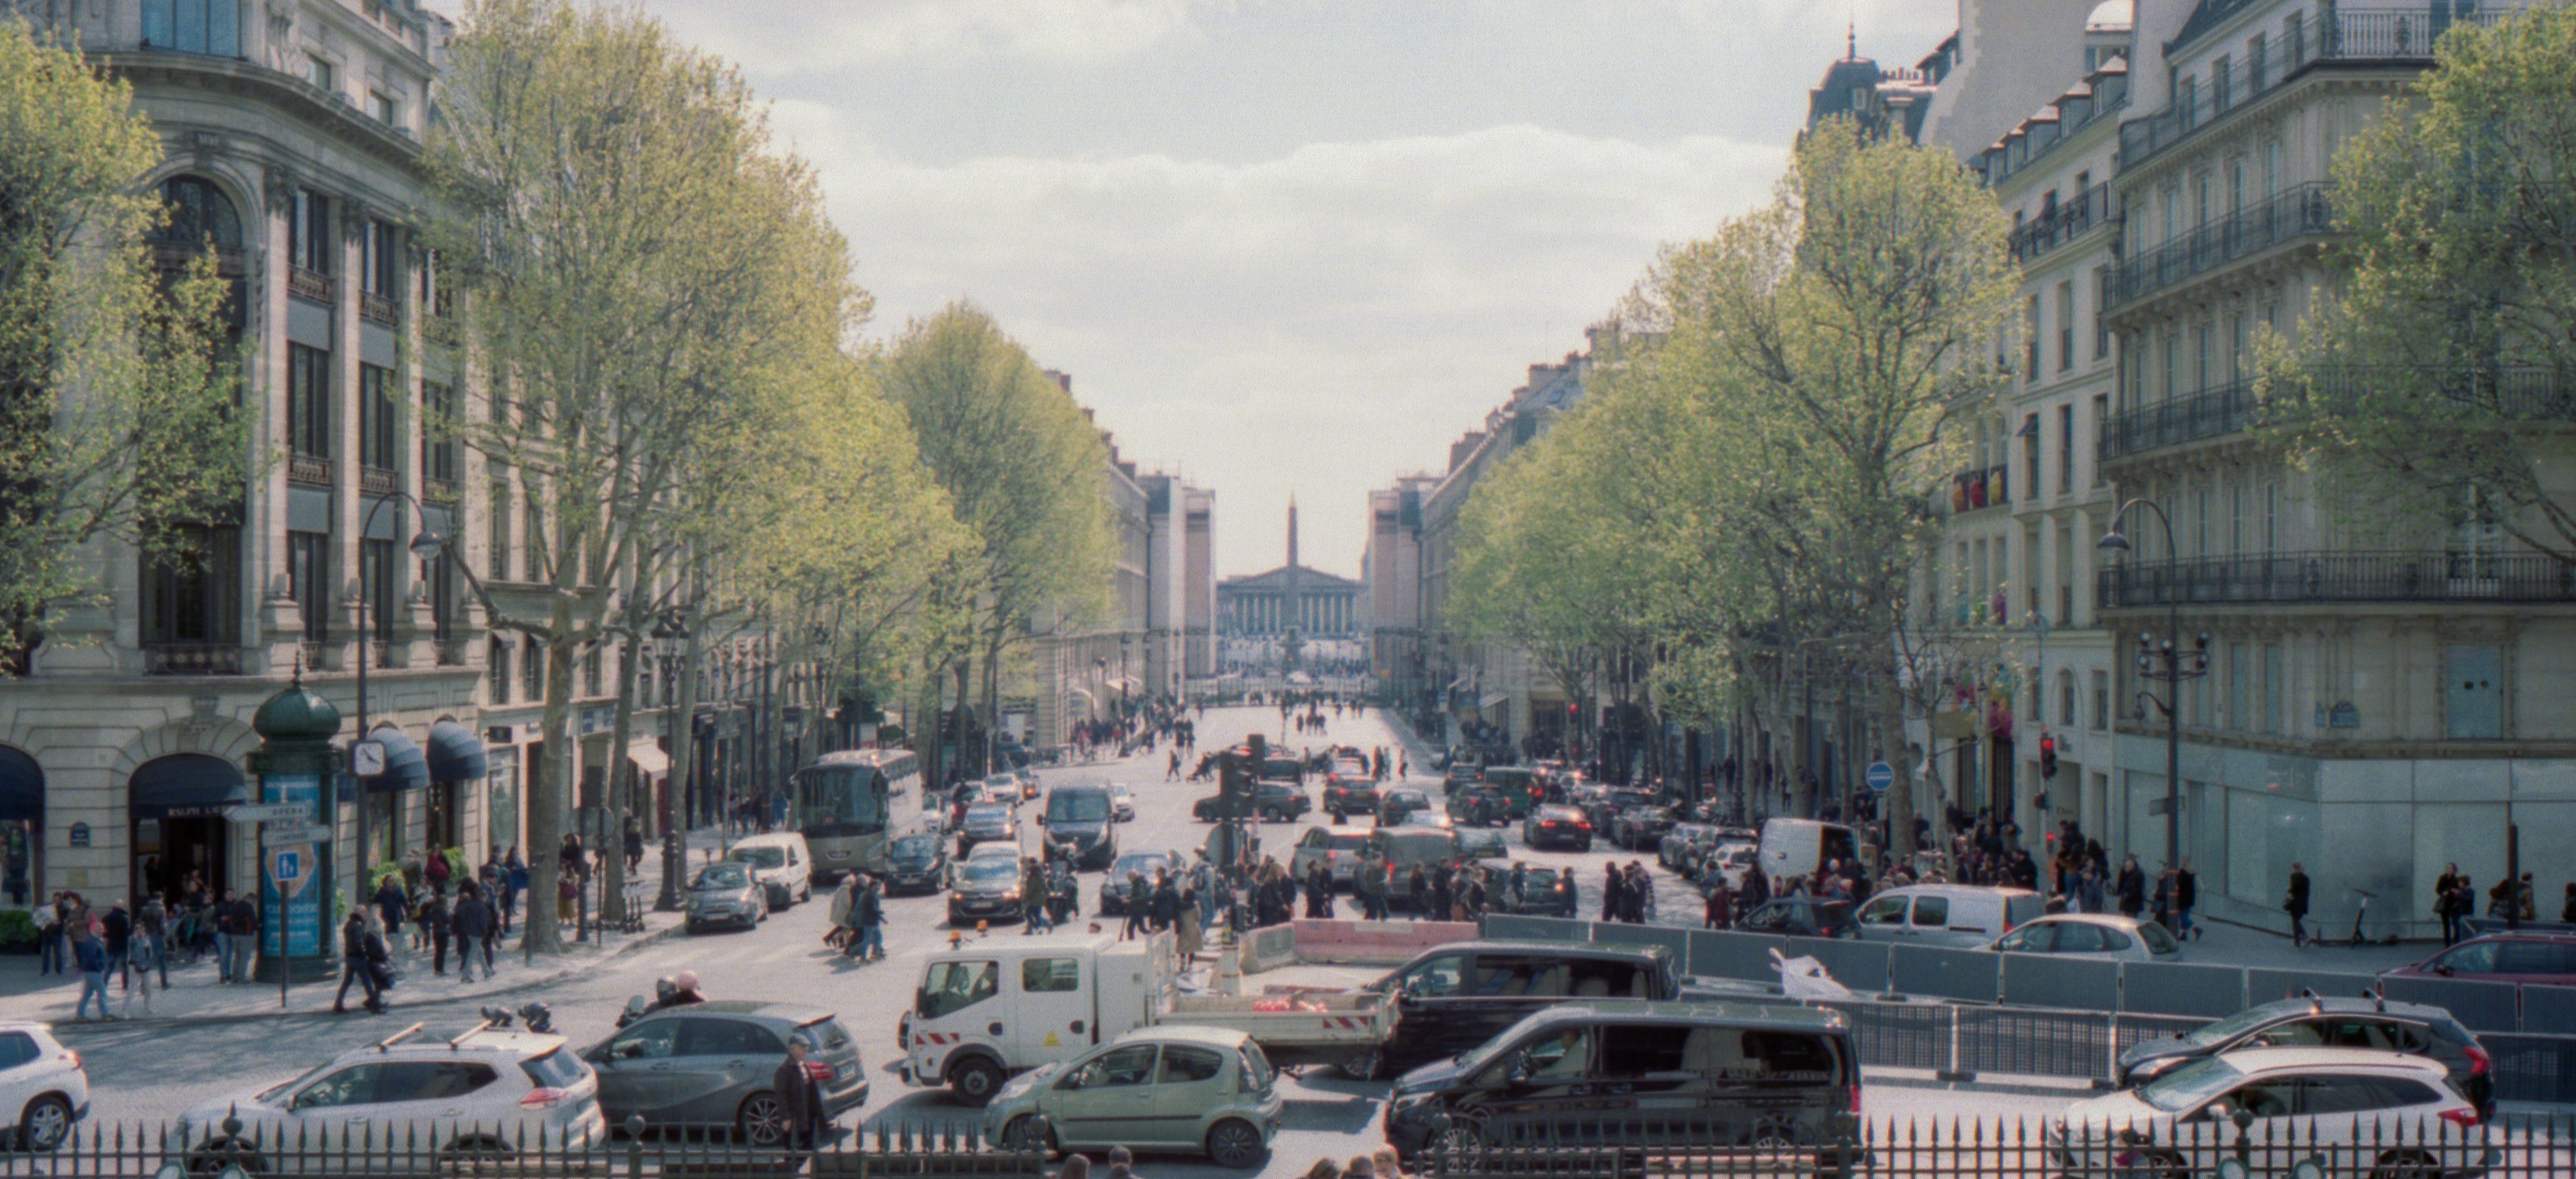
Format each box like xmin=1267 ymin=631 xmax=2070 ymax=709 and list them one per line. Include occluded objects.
xmin=1323 ymin=771 xmax=1381 ymax=822
xmin=2117 ymin=995 xmax=2496 ymax=1117
xmin=1735 ymin=897 xmax=1858 ymax=939
xmin=1038 ymin=785 xmax=1118 ymax=870
xmin=1363 ymin=941 xmax=1690 ymax=1077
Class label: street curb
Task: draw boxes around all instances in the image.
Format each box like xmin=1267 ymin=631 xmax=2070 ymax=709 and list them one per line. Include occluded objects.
xmin=46 ymin=921 xmax=686 ymax=1031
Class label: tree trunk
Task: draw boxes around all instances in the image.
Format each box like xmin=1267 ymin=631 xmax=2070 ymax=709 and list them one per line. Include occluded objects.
xmin=526 ymin=599 xmax=576 ymax=958
xmin=1873 ymin=671 xmax=1920 ymax=866
xmin=600 ymin=624 xmax=644 ymax=925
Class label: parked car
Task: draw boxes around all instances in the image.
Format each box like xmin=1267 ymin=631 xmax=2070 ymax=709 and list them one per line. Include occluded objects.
xmin=685 ymin=862 xmax=769 ymax=933
xmin=1986 ymin=914 xmax=2181 ymax=963
xmin=1446 ymin=786 xmax=1510 ymax=829
xmin=0 ymin=1022 xmax=86 ymax=1150
xmin=2387 ymin=932 xmax=2576 ymax=984
xmin=1381 ymin=1000 xmax=1859 ymax=1162
xmin=1038 ymin=785 xmax=1117 ymax=870
xmin=1290 ymin=827 xmax=1370 ymax=891
xmin=1361 ymin=941 xmax=1693 ymax=1077
xmin=1734 ymin=897 xmax=1858 ymax=939
xmin=1658 ymin=823 xmax=1721 ymax=872
xmin=1582 ymin=789 xmax=1656 ymax=834
xmin=2114 ymin=995 xmax=2494 ymax=1117
xmin=981 ymin=775 xmax=1022 ymax=807
xmin=1520 ymin=805 xmax=1593 ymax=852
xmin=1487 ymin=867 xmax=1578 ymax=917
xmin=947 ymin=855 xmax=1027 ymax=927
xmin=1692 ymin=843 xmax=1758 ymax=894
xmin=584 ymin=1002 xmax=866 ymax=1145
xmin=985 ymin=1026 xmax=1281 ymax=1169
xmin=1853 ymin=885 xmax=2045 ymax=950
xmin=2049 ymin=1049 xmax=2487 ymax=1178
xmin=1609 ymin=805 xmax=1676 ymax=852
xmin=1378 ymin=789 xmax=1433 ymax=827
xmin=956 ymin=804 xmax=1021 ymax=856
xmin=1323 ymin=771 xmax=1381 ymax=822
xmin=1097 ymin=851 xmax=1180 ymax=916
xmin=1189 ymin=781 xmax=1310 ymax=823
xmin=1458 ymin=828 xmax=1508 ymax=862
xmin=882 ymin=834 xmax=949 ymax=897
xmin=171 ymin=1026 xmax=604 ymax=1171
xmin=1108 ymin=783 xmax=1136 ymax=822
xmin=724 ymin=833 xmax=813 ymax=909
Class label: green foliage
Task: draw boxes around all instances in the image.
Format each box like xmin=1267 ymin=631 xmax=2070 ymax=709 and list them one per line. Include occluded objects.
xmin=0 ymin=19 xmax=251 ymax=669
xmin=0 ymin=908 xmax=33 ymax=946
xmin=2259 ymin=2 xmax=2576 ymax=556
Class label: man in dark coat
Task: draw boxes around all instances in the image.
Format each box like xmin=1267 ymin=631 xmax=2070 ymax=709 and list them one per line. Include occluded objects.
xmin=2286 ymin=862 xmax=2311 ymax=947
xmin=772 ymin=1033 xmax=824 ymax=1149
xmin=2116 ymin=856 xmax=2146 ymax=919
xmin=1601 ymin=863 xmax=1625 ymax=922
xmin=451 ymin=885 xmax=493 ymax=982
xmin=334 ymin=912 xmax=385 ymax=1015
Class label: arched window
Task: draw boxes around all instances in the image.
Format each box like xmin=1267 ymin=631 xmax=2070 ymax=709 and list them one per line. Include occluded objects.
xmin=156 ymin=176 xmax=242 ymax=251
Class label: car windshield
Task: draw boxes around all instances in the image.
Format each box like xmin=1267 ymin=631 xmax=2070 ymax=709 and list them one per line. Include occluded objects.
xmin=694 ymin=863 xmax=750 ymax=890
xmin=1326 ymin=833 xmax=1367 ymax=850
xmin=890 ymin=837 xmax=938 ymax=862
xmin=1537 ymin=807 xmax=1580 ymax=820
xmin=967 ymin=805 xmax=1010 ymax=824
xmin=985 ymin=776 xmax=1016 ymax=789
xmin=2181 ymin=1004 xmax=2289 ymax=1048
xmin=1389 ymin=792 xmax=1426 ymax=807
xmin=1111 ymin=854 xmax=1167 ymax=877
xmin=2136 ymin=1056 xmax=2244 ymax=1113
xmin=1525 ymin=869 xmax=1562 ymax=887
xmin=728 ymin=847 xmax=788 ymax=869
xmin=960 ymin=859 xmax=1018 ymax=885
xmin=1048 ymin=792 xmax=1111 ymax=822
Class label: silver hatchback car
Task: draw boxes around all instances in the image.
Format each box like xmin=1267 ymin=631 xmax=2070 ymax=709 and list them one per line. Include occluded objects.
xmin=984 ymin=1027 xmax=1281 ymax=1169
xmin=583 ymin=1002 xmax=865 ymax=1145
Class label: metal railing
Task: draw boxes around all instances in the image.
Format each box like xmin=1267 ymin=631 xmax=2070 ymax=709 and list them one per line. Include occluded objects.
xmin=287 ymin=265 xmax=335 ymax=305
xmin=2098 ymin=379 xmax=2257 ymax=463
xmin=5 ymin=1117 xmax=1046 ymax=1178
xmin=360 ymin=290 xmax=399 ymax=326
xmin=141 ymin=642 xmax=242 ymax=675
xmin=2120 ymin=8 xmax=2511 ymax=171
xmin=2097 ymin=550 xmax=2576 ymax=608
xmin=2112 ymin=182 xmax=2335 ymax=309
xmin=2007 ymin=184 xmax=2116 ymax=264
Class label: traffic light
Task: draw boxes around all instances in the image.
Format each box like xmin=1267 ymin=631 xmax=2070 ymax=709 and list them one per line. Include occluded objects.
xmin=2039 ymin=732 xmax=2059 ymax=780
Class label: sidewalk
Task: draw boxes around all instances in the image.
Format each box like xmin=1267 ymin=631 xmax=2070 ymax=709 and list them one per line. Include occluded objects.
xmin=0 ymin=834 xmax=732 ymax=1028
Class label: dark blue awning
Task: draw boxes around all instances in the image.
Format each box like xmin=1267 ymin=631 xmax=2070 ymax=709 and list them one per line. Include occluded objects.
xmin=0 ymin=746 xmax=41 ymax=823
xmin=425 ymin=720 xmax=488 ymax=783
xmin=363 ymin=725 xmax=431 ymax=793
xmin=130 ymin=754 xmax=247 ymax=819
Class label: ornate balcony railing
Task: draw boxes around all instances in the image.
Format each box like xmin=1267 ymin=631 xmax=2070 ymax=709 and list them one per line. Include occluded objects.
xmin=2098 ymin=550 xmax=2576 ymax=608
xmin=287 ymin=265 xmax=335 ymax=304
xmin=2099 ymin=380 xmax=2257 ymax=464
xmin=287 ymin=454 xmax=333 ymax=486
xmin=359 ymin=465 xmax=396 ymax=497
xmin=2007 ymin=183 xmax=2116 ymax=264
xmin=2111 ymin=183 xmax=2335 ymax=310
xmin=359 ymin=291 xmax=398 ymax=326
xmin=147 ymin=238 xmax=247 ymax=275
xmin=2121 ymin=8 xmax=2510 ymax=171
xmin=143 ymin=643 xmax=242 ymax=675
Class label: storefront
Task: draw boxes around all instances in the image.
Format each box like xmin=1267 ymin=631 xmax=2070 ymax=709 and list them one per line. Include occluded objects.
xmin=0 ymin=747 xmax=40 ymax=908
xmin=129 ymin=752 xmax=250 ymax=906
xmin=359 ymin=724 xmax=430 ymax=870
xmin=424 ymin=719 xmax=488 ymax=859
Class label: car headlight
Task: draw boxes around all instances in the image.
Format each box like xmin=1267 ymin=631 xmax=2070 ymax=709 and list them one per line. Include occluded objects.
xmin=1002 ymin=890 xmax=1020 ymax=903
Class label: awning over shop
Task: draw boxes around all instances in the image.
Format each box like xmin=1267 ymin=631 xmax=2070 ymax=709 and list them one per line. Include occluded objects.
xmin=129 ymin=753 xmax=248 ymax=818
xmin=426 ymin=720 xmax=488 ymax=783
xmin=0 ymin=746 xmax=41 ymax=823
xmin=1478 ymin=692 xmax=1510 ymax=711
xmin=626 ymin=743 xmax=670 ymax=780
xmin=363 ymin=724 xmax=431 ymax=793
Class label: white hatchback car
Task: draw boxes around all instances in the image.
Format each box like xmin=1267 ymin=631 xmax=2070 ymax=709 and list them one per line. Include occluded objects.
xmin=173 ymin=1025 xmax=605 ymax=1172
xmin=725 ymin=832 xmax=813 ymax=909
xmin=1985 ymin=912 xmax=2182 ymax=962
xmin=1108 ymin=783 xmax=1136 ymax=822
xmin=0 ymin=1021 xmax=88 ymax=1150
xmin=2050 ymin=1048 xmax=2488 ymax=1176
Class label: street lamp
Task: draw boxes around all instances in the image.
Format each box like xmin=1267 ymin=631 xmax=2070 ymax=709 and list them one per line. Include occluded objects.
xmin=650 ymin=611 xmax=688 ymax=912
xmin=2099 ymin=498 xmax=2209 ymax=930
xmin=353 ymin=491 xmax=444 ymax=898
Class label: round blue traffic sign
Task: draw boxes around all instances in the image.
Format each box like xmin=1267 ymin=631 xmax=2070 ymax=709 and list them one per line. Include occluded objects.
xmin=1865 ymin=762 xmax=1895 ymax=792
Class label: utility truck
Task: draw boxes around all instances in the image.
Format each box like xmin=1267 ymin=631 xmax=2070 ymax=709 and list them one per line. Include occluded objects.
xmin=899 ymin=930 xmax=1393 ymax=1104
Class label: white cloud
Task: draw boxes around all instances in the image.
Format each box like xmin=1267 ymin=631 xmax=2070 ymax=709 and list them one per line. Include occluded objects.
xmin=767 ymin=110 xmax=1784 ymax=572
xmin=653 ymin=0 xmax=1222 ymax=69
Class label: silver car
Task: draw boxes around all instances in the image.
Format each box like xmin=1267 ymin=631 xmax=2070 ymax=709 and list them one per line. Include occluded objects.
xmin=1987 ymin=913 xmax=2183 ymax=962
xmin=583 ymin=1002 xmax=866 ymax=1145
xmin=985 ymin=1027 xmax=1281 ymax=1169
xmin=685 ymin=862 xmax=768 ymax=933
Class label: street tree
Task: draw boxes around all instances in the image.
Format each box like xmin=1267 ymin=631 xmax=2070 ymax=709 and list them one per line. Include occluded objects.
xmin=2258 ymin=4 xmax=2576 ymax=559
xmin=0 ymin=21 xmax=249 ymax=671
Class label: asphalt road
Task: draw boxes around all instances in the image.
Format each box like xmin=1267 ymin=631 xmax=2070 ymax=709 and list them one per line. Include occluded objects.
xmin=59 ymin=704 xmax=2064 ymax=1175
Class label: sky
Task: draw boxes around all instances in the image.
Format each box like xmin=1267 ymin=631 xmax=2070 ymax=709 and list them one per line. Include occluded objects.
xmin=616 ymin=1 xmax=1958 ymax=578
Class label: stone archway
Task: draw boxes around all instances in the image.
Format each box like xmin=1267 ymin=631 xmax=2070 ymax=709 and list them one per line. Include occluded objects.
xmin=114 ymin=718 xmax=260 ymax=909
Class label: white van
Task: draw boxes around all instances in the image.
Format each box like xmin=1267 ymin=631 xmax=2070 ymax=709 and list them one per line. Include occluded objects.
xmin=1853 ymin=883 xmax=2046 ymax=949
xmin=1756 ymin=818 xmax=1859 ymax=883
xmin=724 ymin=832 xmax=813 ymax=908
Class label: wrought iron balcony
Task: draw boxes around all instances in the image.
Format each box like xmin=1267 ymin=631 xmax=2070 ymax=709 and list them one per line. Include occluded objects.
xmin=287 ymin=454 xmax=333 ymax=486
xmin=359 ymin=465 xmax=397 ymax=497
xmin=2098 ymin=550 xmax=2576 ymax=608
xmin=143 ymin=643 xmax=243 ymax=675
xmin=2008 ymin=184 xmax=2116 ymax=264
xmin=2099 ymin=380 xmax=2257 ymax=464
xmin=359 ymin=291 xmax=399 ymax=326
xmin=2111 ymin=183 xmax=2336 ymax=310
xmin=287 ymin=265 xmax=336 ymax=304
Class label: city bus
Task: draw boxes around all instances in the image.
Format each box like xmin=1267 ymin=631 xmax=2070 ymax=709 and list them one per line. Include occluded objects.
xmin=793 ymin=748 xmax=920 ymax=882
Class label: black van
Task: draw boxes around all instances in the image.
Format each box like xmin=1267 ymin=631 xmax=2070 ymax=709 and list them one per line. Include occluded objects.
xmin=1382 ymin=1001 xmax=1858 ymax=1162
xmin=1361 ymin=941 xmax=1689 ymax=1076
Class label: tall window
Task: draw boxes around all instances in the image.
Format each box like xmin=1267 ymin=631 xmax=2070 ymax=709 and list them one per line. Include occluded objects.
xmin=2023 ymin=296 xmax=2040 ymax=379
xmin=488 ymin=479 xmax=514 ymax=582
xmin=156 ymin=177 xmax=243 ymax=251
xmin=288 ymin=531 xmax=331 ymax=642
xmin=140 ymin=0 xmax=240 ymax=56
xmin=2054 ymin=521 xmax=2074 ymax=623
xmin=2227 ymin=642 xmax=2249 ymax=731
xmin=291 ymin=189 xmax=332 ymax=274
xmin=583 ymin=646 xmax=603 ymax=697
xmin=2056 ymin=281 xmax=2075 ymax=371
xmin=2094 ymin=267 xmax=2112 ymax=358
xmin=287 ymin=344 xmax=330 ymax=459
xmin=2211 ymin=55 xmax=2231 ymax=111
xmin=488 ymin=637 xmax=512 ymax=704
xmin=2285 ymin=13 xmax=2305 ymax=68
xmin=2091 ymin=671 xmax=2108 ymax=731
xmin=522 ymin=635 xmax=543 ymax=701
xmin=363 ymin=220 xmax=399 ymax=299
xmin=140 ymin=524 xmax=242 ymax=647
xmin=523 ymin=495 xmax=545 ymax=583
xmin=361 ymin=538 xmax=396 ymax=644
xmin=421 ymin=382 xmax=458 ymax=485
xmin=2090 ymin=395 xmax=2108 ymax=485
xmin=2262 ymin=644 xmax=2284 ymax=734
xmin=2249 ymin=34 xmax=2267 ymax=91
xmin=358 ymin=364 xmax=398 ymax=471
xmin=2176 ymin=76 xmax=2198 ymax=130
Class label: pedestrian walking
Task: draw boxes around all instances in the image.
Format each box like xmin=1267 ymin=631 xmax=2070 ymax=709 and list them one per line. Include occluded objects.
xmin=1601 ymin=864 xmax=1623 ymax=922
xmin=2176 ymin=861 xmax=2200 ymax=941
xmin=1151 ymin=870 xmax=1181 ymax=932
xmin=451 ymin=885 xmax=493 ymax=982
xmin=774 ymin=1033 xmax=825 ymax=1150
xmin=2434 ymin=864 xmax=2462 ymax=944
xmin=1703 ymin=883 xmax=1733 ymax=930
xmin=33 ymin=897 xmax=61 ymax=976
xmin=120 ymin=923 xmax=155 ymax=1017
xmin=372 ymin=876 xmax=408 ymax=961
xmin=136 ymin=895 xmax=169 ymax=988
xmin=848 ymin=877 xmax=885 ymax=962
xmin=101 ymin=900 xmax=131 ymax=995
xmin=504 ymin=850 xmax=527 ymax=932
xmin=826 ymin=876 xmax=856 ymax=949
xmin=72 ymin=930 xmax=111 ymax=1022
xmin=2116 ymin=856 xmax=2146 ymax=919
xmin=1175 ymin=889 xmax=1204 ymax=964
xmin=1121 ymin=871 xmax=1149 ymax=941
xmin=334 ymin=912 xmax=384 ymax=1015
xmin=622 ymin=818 xmax=645 ymax=876
xmin=2286 ymin=862 xmax=2311 ymax=947
xmin=1021 ymin=858 xmax=1052 ymax=933
xmin=419 ymin=889 xmax=451 ymax=976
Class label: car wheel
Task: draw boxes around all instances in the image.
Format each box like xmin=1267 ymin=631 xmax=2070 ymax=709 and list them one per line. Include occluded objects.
xmin=735 ymin=1091 xmax=790 ymax=1147
xmin=1338 ymin=1047 xmax=1382 ymax=1081
xmin=1001 ymin=1115 xmax=1057 ymax=1154
xmin=799 ymin=882 xmax=811 ymax=903
xmin=1204 ymin=1117 xmax=1267 ymax=1169
xmin=949 ymin=1055 xmax=1005 ymax=1106
xmin=17 ymin=1094 xmax=71 ymax=1151
xmin=2369 ymin=1149 xmax=2443 ymax=1179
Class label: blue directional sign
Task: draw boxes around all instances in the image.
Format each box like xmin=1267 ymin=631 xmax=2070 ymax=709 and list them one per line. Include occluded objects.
xmin=1864 ymin=762 xmax=1895 ymax=792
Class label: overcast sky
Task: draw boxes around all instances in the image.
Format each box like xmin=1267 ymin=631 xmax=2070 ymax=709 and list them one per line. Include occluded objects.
xmin=623 ymin=0 xmax=1957 ymax=578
